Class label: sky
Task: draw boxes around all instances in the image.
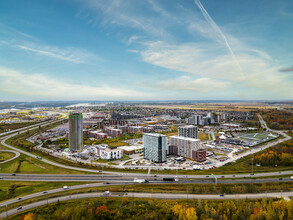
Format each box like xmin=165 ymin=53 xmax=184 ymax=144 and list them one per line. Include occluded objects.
xmin=0 ymin=0 xmax=293 ymax=101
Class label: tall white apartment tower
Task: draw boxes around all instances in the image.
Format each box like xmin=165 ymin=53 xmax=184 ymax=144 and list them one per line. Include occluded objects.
xmin=143 ymin=133 xmax=167 ymax=163
xmin=178 ymin=125 xmax=198 ymax=139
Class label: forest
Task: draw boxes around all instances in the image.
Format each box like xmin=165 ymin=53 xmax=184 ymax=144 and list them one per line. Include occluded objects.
xmin=254 ymin=138 xmax=293 ymax=167
xmin=13 ymin=197 xmax=293 ymax=220
xmin=262 ymin=110 xmax=293 ymax=130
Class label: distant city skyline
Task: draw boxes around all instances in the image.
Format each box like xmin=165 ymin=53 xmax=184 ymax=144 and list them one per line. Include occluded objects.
xmin=0 ymin=0 xmax=293 ymax=101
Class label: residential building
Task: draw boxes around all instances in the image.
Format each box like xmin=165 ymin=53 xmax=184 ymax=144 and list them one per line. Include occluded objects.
xmin=69 ymin=112 xmax=83 ymax=152
xmin=143 ymin=133 xmax=167 ymax=163
xmin=178 ymin=125 xmax=198 ymax=139
xmin=169 ymin=136 xmax=200 ymax=159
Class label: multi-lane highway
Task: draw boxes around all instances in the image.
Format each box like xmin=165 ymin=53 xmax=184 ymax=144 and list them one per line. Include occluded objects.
xmin=1 ymin=172 xmax=293 ymax=181
xmin=0 ymin=114 xmax=292 ymax=179
xmin=1 ymin=190 xmax=292 ymax=218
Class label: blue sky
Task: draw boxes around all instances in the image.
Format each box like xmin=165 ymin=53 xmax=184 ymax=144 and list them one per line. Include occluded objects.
xmin=0 ymin=0 xmax=292 ymax=101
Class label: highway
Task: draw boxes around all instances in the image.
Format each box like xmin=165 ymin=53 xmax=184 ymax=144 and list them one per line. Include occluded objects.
xmin=1 ymin=190 xmax=292 ymax=218
xmin=0 ymin=119 xmax=63 ymax=138
xmin=0 ymin=173 xmax=293 ymax=182
xmin=0 ymin=150 xmax=20 ymax=164
xmin=0 ymin=114 xmax=292 ymax=179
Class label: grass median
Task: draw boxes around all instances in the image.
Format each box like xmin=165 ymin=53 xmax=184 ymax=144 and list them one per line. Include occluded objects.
xmin=1 ymin=181 xmax=293 ymax=214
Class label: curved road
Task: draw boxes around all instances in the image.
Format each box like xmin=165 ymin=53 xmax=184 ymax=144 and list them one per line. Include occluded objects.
xmin=0 ymin=115 xmax=292 ymax=179
xmin=0 ymin=150 xmax=20 ymax=164
xmin=1 ymin=191 xmax=292 ymax=218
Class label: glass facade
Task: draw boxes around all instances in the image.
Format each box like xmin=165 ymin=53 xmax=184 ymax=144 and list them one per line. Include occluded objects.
xmin=69 ymin=113 xmax=83 ymax=151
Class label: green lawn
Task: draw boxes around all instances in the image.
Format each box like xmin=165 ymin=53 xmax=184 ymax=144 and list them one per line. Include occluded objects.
xmin=0 ymin=154 xmax=88 ymax=174
xmin=0 ymin=181 xmax=84 ymax=202
xmin=0 ymin=152 xmax=15 ymax=162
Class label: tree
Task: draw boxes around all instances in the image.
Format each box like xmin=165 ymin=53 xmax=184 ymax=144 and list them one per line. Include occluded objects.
xmin=24 ymin=213 xmax=35 ymax=220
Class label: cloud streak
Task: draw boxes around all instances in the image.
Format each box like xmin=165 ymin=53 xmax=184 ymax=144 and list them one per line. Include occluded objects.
xmin=16 ymin=44 xmax=99 ymax=64
xmin=193 ymin=0 xmax=242 ymax=72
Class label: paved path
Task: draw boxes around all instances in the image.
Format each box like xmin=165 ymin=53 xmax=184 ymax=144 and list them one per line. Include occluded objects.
xmin=1 ymin=115 xmax=292 ymax=179
xmin=0 ymin=150 xmax=20 ymax=164
xmin=1 ymin=191 xmax=292 ymax=218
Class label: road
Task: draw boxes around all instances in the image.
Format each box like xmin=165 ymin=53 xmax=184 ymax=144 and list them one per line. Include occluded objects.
xmin=1 ymin=191 xmax=292 ymax=218
xmin=1 ymin=114 xmax=292 ymax=179
xmin=1 ymin=173 xmax=293 ymax=182
xmin=0 ymin=120 xmax=61 ymax=138
xmin=210 ymin=113 xmax=292 ymax=168
xmin=0 ymin=150 xmax=20 ymax=164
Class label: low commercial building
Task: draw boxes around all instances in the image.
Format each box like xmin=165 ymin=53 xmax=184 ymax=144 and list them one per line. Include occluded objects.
xmin=117 ymin=145 xmax=144 ymax=155
xmin=100 ymin=146 xmax=122 ymax=160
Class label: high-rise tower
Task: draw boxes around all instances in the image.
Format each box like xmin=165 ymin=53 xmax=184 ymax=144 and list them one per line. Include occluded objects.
xmin=69 ymin=112 xmax=83 ymax=151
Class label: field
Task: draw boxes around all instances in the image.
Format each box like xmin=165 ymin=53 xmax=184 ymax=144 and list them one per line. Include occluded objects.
xmin=0 ymin=122 xmax=37 ymax=134
xmin=234 ymin=132 xmax=279 ymax=146
xmin=0 ymin=152 xmax=15 ymax=162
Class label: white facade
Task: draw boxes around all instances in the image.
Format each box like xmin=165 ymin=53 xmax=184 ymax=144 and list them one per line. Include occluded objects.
xmin=169 ymin=136 xmax=200 ymax=158
xmin=143 ymin=133 xmax=167 ymax=163
xmin=100 ymin=148 xmax=122 ymax=160
xmin=178 ymin=125 xmax=198 ymax=139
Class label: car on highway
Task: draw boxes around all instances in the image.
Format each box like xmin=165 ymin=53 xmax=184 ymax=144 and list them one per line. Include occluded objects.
xmin=36 ymin=156 xmax=42 ymax=160
xmin=220 ymin=194 xmax=225 ymax=197
xmin=12 ymin=173 xmax=16 ymax=176
xmin=63 ymin=186 xmax=69 ymax=189
xmin=18 ymin=198 xmax=22 ymax=200
xmin=17 ymin=206 xmax=22 ymax=210
xmin=279 ymin=178 xmax=283 ymax=180
xmin=291 ymin=176 xmax=293 ymax=180
xmin=43 ymin=191 xmax=47 ymax=194
xmin=105 ymin=182 xmax=110 ymax=185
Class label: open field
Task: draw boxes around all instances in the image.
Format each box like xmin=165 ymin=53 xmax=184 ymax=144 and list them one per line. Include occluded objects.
xmin=0 ymin=152 xmax=15 ymax=162
xmin=234 ymin=131 xmax=279 ymax=146
xmin=0 ymin=122 xmax=37 ymax=134
xmin=139 ymin=104 xmax=275 ymax=112
xmin=0 ymin=153 xmax=88 ymax=175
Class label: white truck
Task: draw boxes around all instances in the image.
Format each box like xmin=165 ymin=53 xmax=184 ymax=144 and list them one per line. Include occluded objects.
xmin=193 ymin=165 xmax=203 ymax=170
xmin=133 ymin=178 xmax=149 ymax=183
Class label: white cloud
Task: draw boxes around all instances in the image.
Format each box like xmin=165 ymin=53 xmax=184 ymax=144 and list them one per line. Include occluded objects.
xmin=16 ymin=43 xmax=100 ymax=64
xmin=138 ymin=40 xmax=293 ymax=96
xmin=157 ymin=76 xmax=229 ymax=92
xmin=0 ymin=67 xmax=144 ymax=100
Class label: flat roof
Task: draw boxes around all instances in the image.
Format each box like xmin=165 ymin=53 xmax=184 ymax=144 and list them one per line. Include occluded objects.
xmin=117 ymin=145 xmax=144 ymax=151
xmin=169 ymin=136 xmax=200 ymax=142
xmin=143 ymin=133 xmax=167 ymax=137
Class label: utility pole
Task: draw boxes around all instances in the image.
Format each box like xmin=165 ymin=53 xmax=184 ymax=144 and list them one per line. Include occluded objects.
xmin=251 ymin=157 xmax=254 ymax=175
